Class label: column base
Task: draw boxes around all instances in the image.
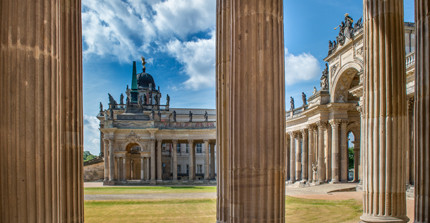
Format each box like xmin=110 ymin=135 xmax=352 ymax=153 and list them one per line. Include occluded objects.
xmin=329 ymin=180 xmax=339 ymax=184
xmin=360 ymin=214 xmax=409 ymax=223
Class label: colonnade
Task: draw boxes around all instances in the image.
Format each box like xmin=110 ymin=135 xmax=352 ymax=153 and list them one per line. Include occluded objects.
xmin=103 ymin=138 xmax=216 ymax=183
xmin=286 ymin=120 xmax=356 ymax=184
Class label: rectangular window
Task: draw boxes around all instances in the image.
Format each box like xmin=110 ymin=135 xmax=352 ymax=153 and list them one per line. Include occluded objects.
xmin=186 ymin=144 xmax=189 ymax=153
xmin=177 ymin=165 xmax=181 ymax=174
xmin=177 ymin=143 xmax=181 ymax=153
xmin=197 ymin=164 xmax=203 ymax=174
xmin=196 ymin=143 xmax=202 ymax=153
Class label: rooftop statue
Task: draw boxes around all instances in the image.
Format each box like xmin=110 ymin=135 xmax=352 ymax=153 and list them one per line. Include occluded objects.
xmin=166 ymin=94 xmax=170 ymax=106
xmin=99 ymin=102 xmax=103 ymax=113
xmin=204 ymin=111 xmax=208 ymax=122
xmin=141 ymin=56 xmax=146 ymax=72
xmin=290 ymin=97 xmax=295 ymax=111
xmin=108 ymin=93 xmax=118 ymax=105
xmin=321 ymin=64 xmax=329 ymax=90
xmin=154 ymin=94 xmax=159 ymax=105
xmin=120 ymin=94 xmax=124 ymax=105
xmin=302 ymin=92 xmax=307 ymax=105
xmin=189 ymin=111 xmax=193 ymax=122
xmin=353 ymin=17 xmax=363 ymax=33
xmin=313 ymin=87 xmax=318 ymax=95
xmin=173 ymin=110 xmax=177 ymax=122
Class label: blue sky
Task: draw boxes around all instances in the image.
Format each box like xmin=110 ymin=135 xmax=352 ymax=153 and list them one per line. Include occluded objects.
xmin=83 ymin=0 xmax=415 ymax=154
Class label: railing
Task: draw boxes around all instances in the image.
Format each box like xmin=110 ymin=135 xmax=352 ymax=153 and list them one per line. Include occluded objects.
xmin=155 ymin=121 xmax=216 ymax=129
xmin=406 ymin=52 xmax=415 ymax=69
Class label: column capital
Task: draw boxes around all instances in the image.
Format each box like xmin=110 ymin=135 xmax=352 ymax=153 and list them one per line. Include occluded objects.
xmin=157 ymin=139 xmax=163 ymax=144
xmin=307 ymin=124 xmax=317 ymax=130
xmin=329 ymin=119 xmax=341 ymax=127
xmin=315 ymin=121 xmax=327 ymax=129
xmin=300 ymin=128 xmax=308 ymax=136
xmin=172 ymin=139 xmax=178 ymax=144
xmin=188 ymin=139 xmax=194 ymax=144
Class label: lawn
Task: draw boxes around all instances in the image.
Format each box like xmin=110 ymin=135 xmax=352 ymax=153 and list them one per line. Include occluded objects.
xmin=84 ymin=186 xmax=217 ymax=195
xmin=84 ymin=186 xmax=362 ymax=223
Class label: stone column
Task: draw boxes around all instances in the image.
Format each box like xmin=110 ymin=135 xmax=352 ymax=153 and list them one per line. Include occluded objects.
xmin=325 ymin=125 xmax=332 ymax=181
xmin=146 ymin=158 xmax=150 ymax=181
xmin=407 ymin=98 xmax=415 ymax=186
xmin=329 ymin=120 xmax=340 ymax=183
xmin=172 ymin=140 xmax=178 ymax=181
xmin=157 ymin=140 xmax=162 ymax=181
xmin=188 ymin=140 xmax=195 ymax=180
xmin=210 ymin=143 xmax=215 ymax=179
xmin=414 ymin=0 xmax=430 ymax=221
xmin=295 ymin=134 xmax=301 ymax=181
xmin=290 ymin=132 xmax=296 ymax=183
xmin=109 ymin=139 xmax=115 ymax=181
xmin=353 ymin=142 xmax=360 ymax=182
xmin=0 ymin=0 xmax=84 ymax=221
xmin=340 ymin=121 xmax=348 ymax=182
xmin=308 ymin=126 xmax=315 ymax=183
xmin=216 ymin=0 xmax=286 ymax=221
xmin=141 ymin=158 xmax=144 ymax=180
xmin=150 ymin=140 xmax=156 ymax=183
xmin=316 ymin=121 xmax=326 ymax=183
xmin=122 ymin=157 xmax=126 ymax=181
xmin=361 ymin=0 xmax=408 ymax=222
xmin=301 ymin=129 xmax=308 ymax=181
xmin=204 ymin=140 xmax=210 ymax=180
xmin=104 ymin=139 xmax=109 ymax=181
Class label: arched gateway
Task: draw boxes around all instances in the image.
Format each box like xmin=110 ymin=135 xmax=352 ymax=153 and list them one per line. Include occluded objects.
xmin=285 ymin=15 xmax=416 ymax=187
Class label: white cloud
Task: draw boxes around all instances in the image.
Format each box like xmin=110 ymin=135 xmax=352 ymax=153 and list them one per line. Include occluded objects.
xmin=165 ymin=31 xmax=216 ymax=90
xmin=285 ymin=48 xmax=321 ymax=85
xmin=83 ymin=115 xmax=100 ymax=155
xmin=82 ymin=0 xmax=216 ymax=63
xmin=153 ymin=0 xmax=216 ymax=39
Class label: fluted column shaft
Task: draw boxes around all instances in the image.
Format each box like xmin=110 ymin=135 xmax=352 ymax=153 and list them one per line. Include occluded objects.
xmin=290 ymin=133 xmax=296 ymax=182
xmin=205 ymin=140 xmax=210 ymax=180
xmin=109 ymin=140 xmax=115 ymax=181
xmin=157 ymin=140 xmax=163 ymax=181
xmin=414 ymin=0 xmax=430 ymax=222
xmin=295 ymin=135 xmax=301 ymax=181
xmin=0 ymin=0 xmax=84 ymax=222
xmin=308 ymin=127 xmax=314 ymax=183
xmin=317 ymin=122 xmax=326 ymax=183
xmin=325 ymin=125 xmax=332 ymax=181
xmin=340 ymin=121 xmax=348 ymax=182
xmin=104 ymin=140 xmax=109 ymax=181
xmin=210 ymin=143 xmax=216 ymax=179
xmin=216 ymin=0 xmax=232 ymax=220
xmin=301 ymin=129 xmax=308 ymax=181
xmin=330 ymin=120 xmax=340 ymax=183
xmin=361 ymin=0 xmax=408 ymax=222
xmin=189 ymin=140 xmax=195 ymax=180
xmin=172 ymin=140 xmax=178 ymax=181
xmin=216 ymin=0 xmax=286 ymax=221
xmin=150 ymin=140 xmax=156 ymax=182
xmin=353 ymin=143 xmax=360 ymax=182
xmin=141 ymin=157 xmax=144 ymax=180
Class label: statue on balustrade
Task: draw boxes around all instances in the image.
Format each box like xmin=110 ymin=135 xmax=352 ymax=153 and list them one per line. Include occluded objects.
xmin=189 ymin=111 xmax=193 ymax=122
xmin=290 ymin=97 xmax=295 ymax=111
xmin=302 ymin=92 xmax=307 ymax=106
xmin=321 ymin=64 xmax=329 ymax=90
xmin=120 ymin=94 xmax=124 ymax=105
xmin=204 ymin=111 xmax=208 ymax=122
xmin=99 ymin=102 xmax=103 ymax=113
xmin=166 ymin=94 xmax=170 ymax=106
xmin=173 ymin=110 xmax=177 ymax=122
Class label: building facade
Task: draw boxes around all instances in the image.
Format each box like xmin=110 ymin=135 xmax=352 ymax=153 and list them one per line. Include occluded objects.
xmin=98 ymin=59 xmax=216 ymax=184
xmin=285 ymin=16 xmax=416 ymax=186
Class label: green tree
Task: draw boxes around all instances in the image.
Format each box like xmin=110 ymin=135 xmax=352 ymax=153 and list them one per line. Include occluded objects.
xmin=83 ymin=151 xmax=97 ymax=162
xmin=348 ymin=147 xmax=354 ymax=169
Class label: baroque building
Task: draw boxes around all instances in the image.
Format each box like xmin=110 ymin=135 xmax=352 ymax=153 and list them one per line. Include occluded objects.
xmin=285 ymin=15 xmax=416 ymax=187
xmin=98 ymin=58 xmax=216 ymax=184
